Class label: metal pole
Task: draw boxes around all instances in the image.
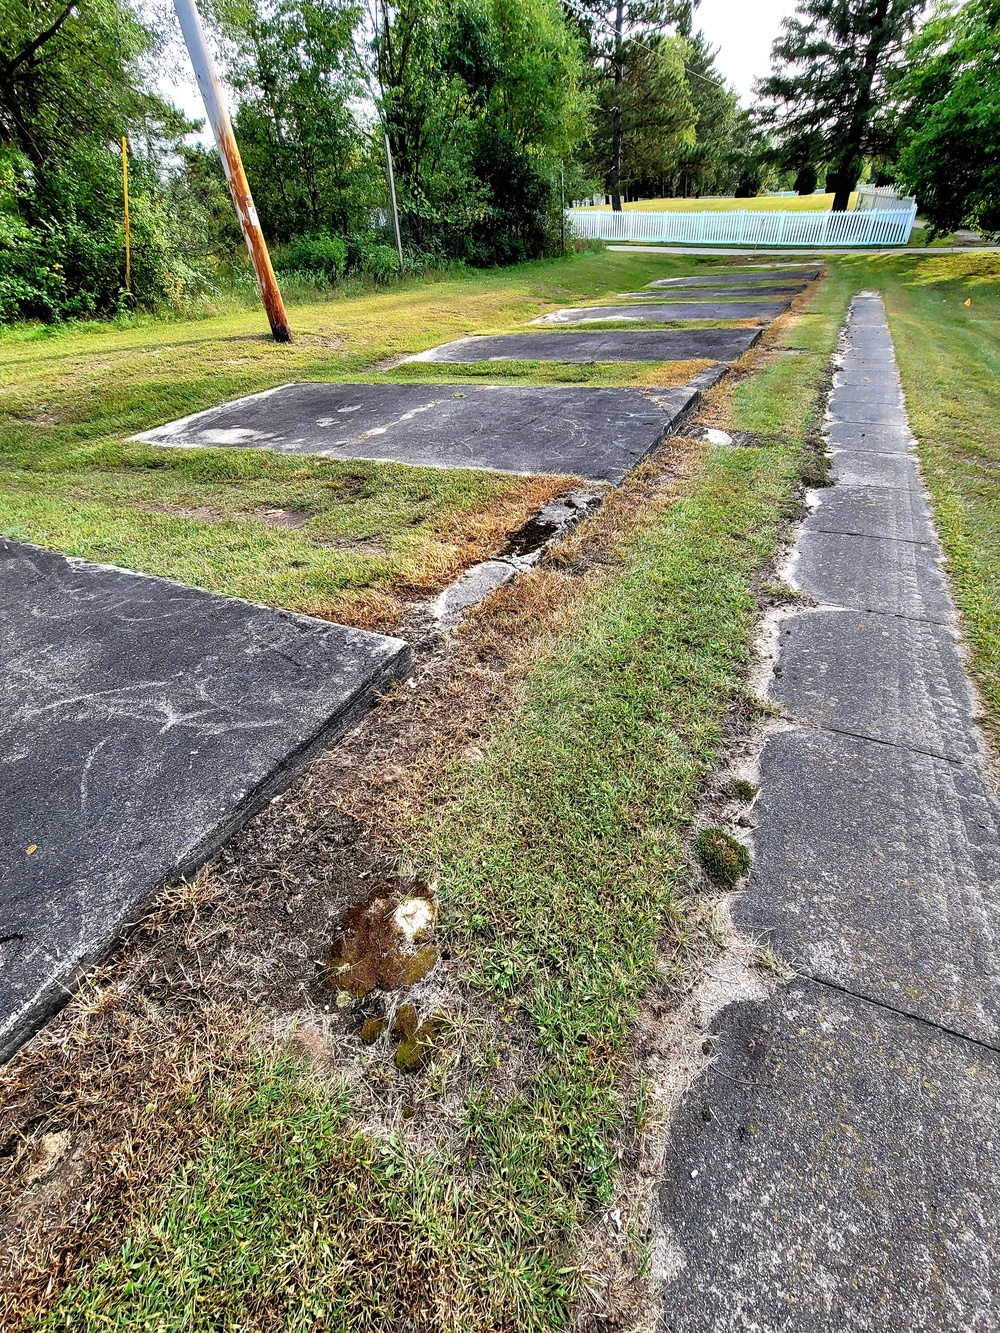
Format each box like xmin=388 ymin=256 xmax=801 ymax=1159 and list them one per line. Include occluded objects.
xmin=121 ymin=136 xmax=131 ymax=292
xmin=559 ymin=164 xmax=565 ymax=253
xmin=383 ymin=131 xmax=404 ymax=273
xmin=172 ymin=0 xmax=291 ymax=342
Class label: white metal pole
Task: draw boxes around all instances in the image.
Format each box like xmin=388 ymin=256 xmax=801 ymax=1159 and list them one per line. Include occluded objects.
xmin=172 ymin=0 xmax=291 ymax=342
xmin=383 ymin=132 xmax=404 ymax=273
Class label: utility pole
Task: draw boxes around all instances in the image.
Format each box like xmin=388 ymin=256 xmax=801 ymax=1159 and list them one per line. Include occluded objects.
xmin=383 ymin=132 xmax=404 ymax=273
xmin=172 ymin=0 xmax=291 ymax=342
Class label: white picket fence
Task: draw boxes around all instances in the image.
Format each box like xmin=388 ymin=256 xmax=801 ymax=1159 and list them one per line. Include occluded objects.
xmin=567 ymin=204 xmax=917 ymax=248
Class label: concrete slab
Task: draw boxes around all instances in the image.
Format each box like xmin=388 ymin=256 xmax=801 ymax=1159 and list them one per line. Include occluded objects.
xmin=649 ymin=267 xmax=819 ymax=287
xmin=803 ymin=483 xmax=935 ymax=543
xmin=532 ymin=301 xmax=789 ymax=325
xmin=829 ymin=449 xmax=922 ymax=490
xmin=828 ymin=395 xmax=908 ymax=426
xmin=827 ymin=421 xmax=913 ymax=453
xmin=136 ymin=382 xmax=699 ymax=484
xmin=405 ymin=328 xmax=762 ymax=365
xmin=771 ymin=608 xmax=978 ymax=760
xmin=738 ymin=728 xmax=1000 ymax=1043
xmin=656 ymin=979 xmax=999 ymax=1332
xmin=792 ymin=529 xmax=953 ymax=621
xmin=617 ymin=284 xmax=807 ymax=300
xmin=0 ymin=538 xmax=410 ymax=1062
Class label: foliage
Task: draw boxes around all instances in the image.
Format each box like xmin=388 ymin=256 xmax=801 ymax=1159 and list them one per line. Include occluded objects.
xmin=668 ymin=29 xmax=745 ymax=198
xmin=893 ymin=0 xmax=1000 ymax=237
xmin=373 ymin=0 xmax=590 ymax=266
xmin=210 ymin=0 xmax=379 ymax=241
xmin=755 ymin=0 xmax=926 ymax=210
xmin=280 ymin=230 xmax=349 ymax=279
xmin=794 ymin=162 xmax=819 ymax=194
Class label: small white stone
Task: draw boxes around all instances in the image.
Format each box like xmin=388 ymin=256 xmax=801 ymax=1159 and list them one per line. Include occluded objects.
xmin=691 ymin=1169 xmax=699 ymax=1179
xmin=705 ymin=429 xmax=733 ymax=447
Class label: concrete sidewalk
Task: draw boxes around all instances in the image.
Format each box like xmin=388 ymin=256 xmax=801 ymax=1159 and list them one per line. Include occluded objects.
xmin=655 ymin=295 xmax=999 ymax=1330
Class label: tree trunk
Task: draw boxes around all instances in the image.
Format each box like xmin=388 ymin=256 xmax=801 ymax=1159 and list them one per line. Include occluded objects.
xmin=610 ymin=0 xmax=624 ymax=211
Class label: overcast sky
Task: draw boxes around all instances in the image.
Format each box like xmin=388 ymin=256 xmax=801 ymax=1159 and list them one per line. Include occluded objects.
xmin=694 ymin=0 xmax=802 ymax=102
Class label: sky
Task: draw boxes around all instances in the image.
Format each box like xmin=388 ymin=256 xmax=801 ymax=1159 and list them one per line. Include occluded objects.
xmin=692 ymin=0 xmax=802 ymax=102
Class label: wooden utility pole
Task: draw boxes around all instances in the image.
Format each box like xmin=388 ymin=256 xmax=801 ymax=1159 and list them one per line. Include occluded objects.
xmin=172 ymin=0 xmax=291 ymax=342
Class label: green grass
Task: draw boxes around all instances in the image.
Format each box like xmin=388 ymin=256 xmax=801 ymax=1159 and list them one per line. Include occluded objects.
xmin=36 ymin=262 xmax=861 ymax=1332
xmin=0 ymin=247 xmax=782 ymax=628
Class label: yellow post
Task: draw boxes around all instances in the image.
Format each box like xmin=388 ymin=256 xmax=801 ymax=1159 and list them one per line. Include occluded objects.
xmin=121 ymin=136 xmax=131 ymax=292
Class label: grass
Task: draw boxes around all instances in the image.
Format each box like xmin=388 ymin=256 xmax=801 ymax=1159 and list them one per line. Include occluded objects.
xmin=11 ymin=248 xmax=998 ymax=1330
xmin=0 ymin=246 xmax=781 ymax=629
xmin=20 ymin=262 xmax=861 ymax=1331
xmin=575 ymin=192 xmax=858 ymax=213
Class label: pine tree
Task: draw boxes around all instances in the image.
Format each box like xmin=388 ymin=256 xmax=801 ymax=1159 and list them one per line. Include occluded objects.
xmin=755 ymin=0 xmax=925 ymax=210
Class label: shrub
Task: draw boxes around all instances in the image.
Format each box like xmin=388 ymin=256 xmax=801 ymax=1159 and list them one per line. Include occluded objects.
xmin=280 ymin=231 xmax=348 ymax=281
xmin=360 ymin=243 xmax=400 ymax=282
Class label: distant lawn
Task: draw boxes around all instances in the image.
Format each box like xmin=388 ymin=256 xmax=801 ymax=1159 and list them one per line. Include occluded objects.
xmin=574 ymin=192 xmax=858 ymax=213
xmin=0 ymin=248 xmax=750 ymax=630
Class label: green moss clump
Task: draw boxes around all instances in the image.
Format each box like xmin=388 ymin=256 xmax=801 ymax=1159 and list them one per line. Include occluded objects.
xmin=359 ymin=1017 xmax=386 ymax=1045
xmin=729 ymin=779 xmax=758 ymax=803
xmin=400 ymin=943 xmax=438 ymax=986
xmin=391 ymin=1003 xmax=419 ymax=1040
xmin=692 ymin=827 xmax=751 ymax=887
xmin=394 ymin=1016 xmax=449 ymax=1075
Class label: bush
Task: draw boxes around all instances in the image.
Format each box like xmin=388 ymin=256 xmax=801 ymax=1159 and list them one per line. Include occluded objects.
xmin=360 ymin=243 xmax=400 ymax=282
xmin=279 ymin=231 xmax=348 ymax=281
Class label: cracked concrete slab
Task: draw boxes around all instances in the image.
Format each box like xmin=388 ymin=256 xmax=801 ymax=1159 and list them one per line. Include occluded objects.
xmin=792 ymin=529 xmax=953 ymax=621
xmin=531 ymin=300 xmax=789 ymax=325
xmin=404 ymin=328 xmax=762 ymax=364
xmin=0 ymin=538 xmax=410 ymax=1063
xmin=829 ymin=450 xmax=922 ymax=490
xmin=771 ymin=608 xmax=978 ymax=760
xmin=738 ymin=727 xmax=1000 ymax=1044
xmin=826 ymin=421 xmax=914 ymax=453
xmin=803 ymin=483 xmax=935 ymax=543
xmin=655 ymin=979 xmax=999 ymax=1332
xmin=136 ymin=381 xmax=699 ymax=483
xmin=655 ymin=291 xmax=1000 ymax=1328
xmin=828 ymin=396 xmax=908 ymax=426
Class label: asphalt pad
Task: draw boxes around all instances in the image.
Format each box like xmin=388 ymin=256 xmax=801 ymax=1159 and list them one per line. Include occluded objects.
xmin=136 ymin=382 xmax=700 ymax=483
xmin=531 ymin=300 xmax=789 ymax=325
xmin=655 ymin=979 xmax=999 ymax=1332
xmin=617 ymin=284 xmax=807 ymax=300
xmin=649 ymin=267 xmax=820 ymax=288
xmin=405 ymin=328 xmax=762 ymax=364
xmin=0 ymin=538 xmax=410 ymax=1062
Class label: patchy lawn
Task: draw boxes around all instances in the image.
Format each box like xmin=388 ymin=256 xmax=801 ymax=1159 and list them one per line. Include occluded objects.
xmin=1 ymin=259 xmax=869 ymax=1332
xmin=10 ymin=250 xmax=996 ymax=1331
xmin=1 ymin=247 xmax=775 ymax=629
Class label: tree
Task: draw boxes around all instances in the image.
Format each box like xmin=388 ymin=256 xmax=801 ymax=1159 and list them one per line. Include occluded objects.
xmin=210 ymin=0 xmax=373 ymax=240
xmin=668 ymin=27 xmax=743 ymax=197
xmin=755 ymin=0 xmax=925 ymax=210
xmin=573 ymin=0 xmax=694 ymax=208
xmin=893 ymin=0 xmax=1000 ymax=237
xmin=371 ymin=0 xmax=589 ymax=263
